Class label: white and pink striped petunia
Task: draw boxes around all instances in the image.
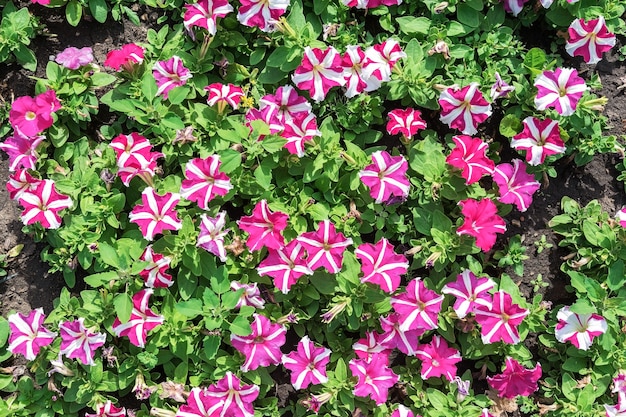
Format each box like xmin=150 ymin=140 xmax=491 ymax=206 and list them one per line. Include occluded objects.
xmin=501 ymin=0 xmax=529 ymax=16
xmin=0 ymin=129 xmax=44 ymax=172
xmin=197 ymin=211 xmax=230 ymax=262
xmin=59 ymin=318 xmax=106 ymax=366
xmin=493 ymin=159 xmax=541 ymax=212
xmin=205 ymin=83 xmax=244 ymax=111
xmin=349 ymin=353 xmax=399 ymax=405
xmin=139 ymin=245 xmax=174 ymax=288
xmin=237 ymin=0 xmax=290 ymax=31
xmin=237 ymin=199 xmax=289 ymax=251
xmin=257 ymin=240 xmax=313 ymax=294
xmin=566 ymin=16 xmax=616 ymax=65
xmin=511 ymin=117 xmax=565 ymax=166
xmin=361 ymin=39 xmax=406 ymax=84
xmin=341 ymin=45 xmax=379 ymax=97
xmin=355 ymin=238 xmax=408 ymax=293
xmin=8 ymin=308 xmax=56 ymax=361
xmin=474 ymin=290 xmax=529 ymax=345
xmin=19 ymin=179 xmax=73 ymax=229
xmin=391 ymin=278 xmax=444 ymax=332
xmin=230 ymin=314 xmax=286 ymax=372
xmin=352 ymin=331 xmax=391 ymax=362
xmin=204 ymin=372 xmax=259 ymax=417
xmin=259 ymin=85 xmax=312 ymax=122
xmin=445 ymin=135 xmax=495 ymax=185
xmin=180 ymin=155 xmax=233 ymax=210
xmin=112 ymin=289 xmax=164 ymax=348
xmin=282 ymin=336 xmax=331 ymax=390
xmin=230 ymin=281 xmax=265 ymax=310
xmin=183 ymin=0 xmax=234 ymax=36
xmin=292 ymin=46 xmax=346 ymax=102
xmin=129 ymin=187 xmax=182 ymax=241
xmin=297 ymin=220 xmax=353 ymax=274
xmin=386 ymin=108 xmax=427 ymax=140
xmin=6 ymin=169 xmax=42 ymax=201
xmin=152 ymin=56 xmax=193 ymax=100
xmin=415 ymin=335 xmax=462 ymax=381
xmin=441 ymin=269 xmax=495 ymax=319
xmin=85 ymin=401 xmax=126 ymax=417
xmin=280 ymin=112 xmax=321 ymax=157
xmin=555 ymin=306 xmax=607 ymax=350
xmin=439 ymin=83 xmax=492 ymax=135
xmin=534 ymin=68 xmax=587 ymax=116
xmin=378 ymin=313 xmax=422 ymax=356
xmin=359 ymin=150 xmax=410 ymax=204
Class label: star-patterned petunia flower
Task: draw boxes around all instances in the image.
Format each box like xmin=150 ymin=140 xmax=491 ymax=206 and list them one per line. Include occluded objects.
xmin=359 ymin=150 xmax=410 ymax=204
xmin=8 ymin=308 xmax=56 ymax=361
xmin=566 ymin=16 xmax=616 ymax=65
xmin=112 ymin=289 xmax=164 ymax=348
xmin=474 ymin=291 xmax=529 ymax=345
xmin=355 ymin=238 xmax=408 ymax=293
xmin=415 ymin=335 xmax=462 ymax=381
xmin=238 ymin=199 xmax=289 ymax=251
xmin=59 ymin=318 xmax=106 ymax=366
xmin=439 ymin=83 xmax=492 ymax=136
xmin=349 ymin=353 xmax=399 ymax=405
xmin=534 ymin=68 xmax=587 ymax=116
xmin=441 ymin=269 xmax=495 ymax=319
xmin=554 ymin=306 xmax=607 ymax=350
xmin=197 ymin=211 xmax=230 ymax=262
xmin=230 ymin=314 xmax=286 ymax=372
xmin=257 ymin=240 xmax=313 ymax=294
xmin=180 ymin=155 xmax=233 ymax=210
xmin=296 ymin=220 xmax=353 ymax=274
xmin=282 ymin=336 xmax=331 ymax=390
xmin=391 ymin=278 xmax=444 ymax=332
xmin=292 ymin=46 xmax=346 ymax=102
xmin=129 ymin=188 xmax=182 ymax=241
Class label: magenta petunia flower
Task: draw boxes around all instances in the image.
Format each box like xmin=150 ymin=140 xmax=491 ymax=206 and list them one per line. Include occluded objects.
xmin=176 ymin=387 xmax=224 ymax=417
xmin=456 ymin=198 xmax=506 ymax=252
xmin=415 ymin=335 xmax=462 ymax=381
xmin=0 ymin=129 xmax=45 ymax=172
xmin=197 ymin=211 xmax=230 ymax=262
xmin=616 ymin=207 xmax=626 ymax=228
xmin=8 ymin=308 xmax=56 ymax=361
xmin=280 ymin=112 xmax=321 ymax=157
xmin=104 ymin=43 xmax=144 ymax=72
xmin=566 ymin=16 xmax=616 ymax=65
xmin=554 ymin=306 xmax=607 ymax=350
xmin=445 ymin=135 xmax=495 ymax=185
xmin=341 ymin=0 xmax=402 ymax=9
xmin=257 ymin=240 xmax=313 ymax=293
xmin=355 ymin=238 xmax=408 ymax=293
xmin=6 ymin=169 xmax=42 ymax=201
xmin=282 ymin=335 xmax=331 ymax=390
xmin=230 ymin=313 xmax=287 ymax=372
xmin=386 ymin=108 xmax=427 ymax=140
xmin=487 ymin=357 xmax=542 ymax=399
xmin=259 ymin=85 xmax=312 ymax=123
xmin=349 ymin=353 xmax=399 ymax=405
xmin=534 ymin=68 xmax=587 ymax=116
xmin=605 ymin=402 xmax=626 ymax=417
xmin=391 ymin=405 xmax=418 ymax=417
xmin=236 ymin=0 xmax=290 ymax=31
xmin=85 ymin=401 xmax=126 ymax=417
xmin=180 ymin=155 xmax=233 ymax=210
xmin=493 ymin=159 xmax=541 ymax=212
xmin=152 ymin=56 xmax=193 ymax=100
xmin=116 ymin=151 xmax=163 ymax=187
xmin=352 ymin=331 xmax=392 ymax=362
xmin=359 ymin=150 xmax=410 ymax=204
xmin=112 ymin=289 xmax=164 ymax=348
xmin=129 ymin=188 xmax=182 ymax=241
xmin=183 ymin=0 xmax=234 ymax=36
xmin=439 ymin=83 xmax=492 ymax=135
xmin=361 ymin=39 xmax=406 ymax=84
xmin=139 ymin=245 xmax=174 ymax=288
xmin=490 ymin=72 xmax=515 ymax=101
xmin=474 ymin=291 xmax=529 ymax=345
xmin=55 ymin=46 xmax=93 ymax=70
xmin=378 ymin=313 xmax=422 ymax=356
xmin=19 ymin=179 xmax=73 ymax=229
xmin=59 ymin=318 xmax=106 ymax=366
xmin=245 ymin=106 xmax=284 ymax=138
xmin=292 ymin=46 xmax=346 ymax=102
xmin=109 ymin=132 xmax=154 ymax=167
xmin=341 ymin=45 xmax=372 ymax=97
xmin=205 ymin=372 xmax=260 ymax=417
xmin=238 ymin=199 xmax=289 ymax=251
xmin=511 ymin=117 xmax=565 ymax=166
xmin=205 ymin=83 xmax=244 ymax=111
xmin=441 ymin=269 xmax=495 ymax=319
xmin=612 ymin=374 xmax=626 ymax=406
xmin=230 ymin=281 xmax=265 ymax=309
xmin=296 ymin=220 xmax=353 ymax=274
xmin=501 ymin=0 xmax=529 ymax=16
xmin=9 ymin=94 xmax=56 ymax=137
xmin=391 ymin=278 xmax=444 ymax=332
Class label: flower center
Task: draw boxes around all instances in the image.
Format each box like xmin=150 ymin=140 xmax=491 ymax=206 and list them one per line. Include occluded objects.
xmin=254 ymin=336 xmax=265 ymax=343
xmin=25 ymin=111 xmax=37 ymax=121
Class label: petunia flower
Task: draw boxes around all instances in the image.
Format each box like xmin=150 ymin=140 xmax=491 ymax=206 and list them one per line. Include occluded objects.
xmin=139 ymin=245 xmax=174 ymax=288
xmin=104 ymin=43 xmax=144 ymax=72
xmin=292 ymin=46 xmax=346 ymax=102
xmin=238 ymin=199 xmax=289 ymax=251
xmin=245 ymin=106 xmax=284 ymax=138
xmin=55 ymin=46 xmax=94 ymax=70
xmin=8 ymin=308 xmax=56 ymax=361
xmin=59 ymin=318 xmax=106 ymax=366
xmin=204 ymin=372 xmax=260 ymax=417
xmin=391 ymin=405 xmax=418 ymax=417
xmin=9 ymin=94 xmax=56 ymax=137
xmin=554 ymin=306 xmax=607 ymax=350
xmin=605 ymin=402 xmax=626 ymax=417
xmin=493 ymin=159 xmax=541 ymax=212
xmin=361 ymin=39 xmax=406 ymax=84
xmin=566 ymin=16 xmax=616 ymax=65
xmin=230 ymin=313 xmax=287 ymax=372
xmin=116 ymin=151 xmax=163 ymax=187
xmin=6 ymin=169 xmax=42 ymax=201
xmin=109 ymin=132 xmax=154 ymax=168
xmin=230 ymin=281 xmax=265 ymax=309
xmin=439 ymin=83 xmax=492 ymax=136
xmin=129 ymin=188 xmax=182 ymax=241
xmin=342 ymin=0 xmax=402 ymax=9
xmin=441 ymin=269 xmax=495 ymax=319
xmin=391 ymin=278 xmax=444 ymax=332
xmin=612 ymin=374 xmax=626 ymax=406
xmin=386 ymin=108 xmax=427 ymax=141
xmin=349 ymin=353 xmax=399 ymax=405
xmin=341 ymin=45 xmax=381 ymax=97
xmin=414 ymin=335 xmax=462 ymax=381
xmin=282 ymin=335 xmax=331 ymax=390
xmin=205 ymin=83 xmax=244 ymax=111
xmin=19 ymin=179 xmax=73 ymax=229
xmin=0 ymin=129 xmax=45 ymax=172
xmin=183 ymin=0 xmax=234 ymax=37
xmin=359 ymin=150 xmax=410 ymax=204
xmin=617 ymin=207 xmax=626 ymax=228
xmin=152 ymin=56 xmax=193 ymax=100
xmin=176 ymin=387 xmax=224 ymax=417
xmin=112 ymin=289 xmax=164 ymax=348
xmin=197 ymin=211 xmax=230 ymax=262
xmin=490 ymin=72 xmax=515 ymax=101
xmin=474 ymin=291 xmax=529 ymax=345
xmin=511 ymin=117 xmax=565 ymax=166
xmin=445 ymin=135 xmax=495 ymax=185
xmin=236 ymin=0 xmax=290 ymax=31
xmin=352 ymin=331 xmax=392 ymax=362
xmin=378 ymin=313 xmax=422 ymax=356
xmin=296 ymin=220 xmax=353 ymax=274
xmin=257 ymin=240 xmax=313 ymax=293
xmin=487 ymin=357 xmax=542 ymax=398
xmin=280 ymin=112 xmax=321 ymax=157
xmin=85 ymin=401 xmax=126 ymax=417
xmin=501 ymin=0 xmax=529 ymax=16
xmin=180 ymin=155 xmax=233 ymax=210
xmin=354 ymin=238 xmax=408 ymax=293
xmin=456 ymin=198 xmax=506 ymax=252
xmin=259 ymin=85 xmax=312 ymax=123
xmin=301 ymin=392 xmax=333 ymax=414
xmin=534 ymin=68 xmax=587 ymax=116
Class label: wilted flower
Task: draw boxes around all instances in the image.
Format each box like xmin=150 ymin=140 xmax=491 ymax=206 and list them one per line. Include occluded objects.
xmin=428 ymin=40 xmax=450 ymax=60
xmin=160 ymin=381 xmax=187 ymax=403
xmin=490 ymin=72 xmax=515 ymax=101
xmin=487 ymin=357 xmax=542 ymax=398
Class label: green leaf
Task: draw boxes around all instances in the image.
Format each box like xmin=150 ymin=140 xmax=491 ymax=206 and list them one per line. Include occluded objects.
xmin=113 ymin=293 xmax=133 ymax=323
xmin=174 ymin=362 xmax=188 ymax=382
xmin=90 ymin=72 xmax=117 ymax=87
xmin=396 ymin=16 xmax=431 ymax=35
xmin=98 ymin=242 xmax=120 ymax=268
xmin=561 ymin=373 xmax=577 ymax=402
xmin=608 ymin=260 xmax=626 ymax=291
xmin=178 ymin=269 xmax=198 ymax=300
xmin=66 ymin=0 xmax=83 ymax=26
xmin=334 ymin=358 xmax=347 ymax=379
xmin=499 ymin=114 xmax=523 ymax=138
xmin=562 ymin=356 xmax=588 ymax=372
xmin=427 ymin=388 xmax=449 ymax=409
xmin=0 ymin=317 xmax=9 ymax=347
xmin=523 ymin=48 xmax=547 ymax=72
xmin=88 ymin=0 xmax=108 ymax=23
xmin=261 ymin=135 xmax=287 ymax=153
xmin=254 ymin=160 xmax=273 ymax=190
xmin=167 ymin=86 xmax=189 ymax=105
xmin=203 ymin=335 xmax=220 ymax=360
xmin=230 ymin=315 xmax=252 ymax=336
xmin=13 ymin=44 xmax=36 ymax=72
xmin=84 ymin=271 xmax=119 ymax=287
xmin=457 ymin=4 xmax=480 ymax=28
xmin=447 ymin=21 xmax=469 ymax=36
xmin=218 ymin=149 xmax=242 ymax=174
xmin=176 ymin=299 xmax=203 ymax=318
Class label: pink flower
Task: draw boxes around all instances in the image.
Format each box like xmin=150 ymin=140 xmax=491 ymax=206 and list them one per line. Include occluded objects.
xmin=352 ymin=331 xmax=391 ymax=362
xmin=534 ymin=68 xmax=587 ymax=116
xmin=341 ymin=45 xmax=382 ymax=96
xmin=8 ymin=308 xmax=56 ymax=361
xmin=183 ymin=0 xmax=234 ymax=36
xmin=456 ymin=198 xmax=506 ymax=252
xmin=355 ymin=238 xmax=408 ymax=293
xmin=85 ymin=401 xmax=126 ymax=417
xmin=9 ymin=94 xmax=56 ymax=137
xmin=35 ymin=90 xmax=61 ymax=114
xmin=59 ymin=318 xmax=106 ymax=366
xmin=555 ymin=306 xmax=607 ymax=350
xmin=55 ymin=46 xmax=93 ymax=70
xmin=445 ymin=135 xmax=495 ymax=185
xmin=386 ymin=108 xmax=427 ymax=140
xmin=0 ymin=130 xmax=45 ymax=172
xmin=617 ymin=207 xmax=626 ymax=228
xmin=379 ymin=313 xmax=422 ymax=356
xmin=104 ymin=43 xmax=144 ymax=71
xmin=109 ymin=132 xmax=154 ymax=167
xmin=152 ymin=56 xmax=193 ymax=99
xmin=391 ymin=405 xmax=418 ymax=417
xmin=296 ymin=220 xmax=353 ymax=274
xmin=612 ymin=374 xmax=626 ymax=405
xmin=566 ymin=16 xmax=616 ymax=65
xmin=490 ymin=72 xmax=515 ymax=101
xmin=441 ymin=269 xmax=495 ymax=319
xmin=236 ymin=0 xmax=290 ymax=31
xmin=230 ymin=313 xmax=286 ymax=372
xmin=257 ymin=240 xmax=313 ymax=293
xmin=501 ymin=0 xmax=529 ymax=16
xmin=511 ymin=117 xmax=565 ymax=166
xmin=245 ymin=106 xmax=283 ymax=138
xmin=112 ymin=289 xmax=164 ymax=348
xmin=238 ymin=199 xmax=289 ymax=251
xmin=230 ymin=281 xmax=265 ymax=309
xmin=280 ymin=112 xmax=321 ymax=157
xmin=19 ymin=179 xmax=73 ymax=229
xmin=292 ymin=46 xmax=346 ymax=102
xmin=474 ymin=291 xmax=529 ymax=344
xmin=415 ymin=335 xmax=462 ymax=381
xmin=493 ymin=159 xmax=541 ymax=212
xmin=342 ymin=0 xmax=402 ymax=9
xmin=31 ymin=0 xmax=51 ymax=4
xmin=176 ymin=387 xmax=225 ymax=417
xmin=129 ymin=187 xmax=182 ymax=241
xmin=197 ymin=211 xmax=230 ymax=262
xmin=301 ymin=392 xmax=333 ymax=414
xmin=205 ymin=372 xmax=260 ymax=417
xmin=391 ymin=278 xmax=444 ymax=332
xmin=361 ymin=39 xmax=406 ymax=84
xmin=259 ymin=85 xmax=312 ymax=122
xmin=487 ymin=357 xmax=542 ymax=398
xmin=117 ymin=152 xmax=163 ymax=187
xmin=282 ymin=335 xmax=331 ymax=390
xmin=139 ymin=245 xmax=174 ymax=288
xmin=439 ymin=83 xmax=492 ymax=136
xmin=180 ymin=155 xmax=233 ymax=210
xmin=605 ymin=402 xmax=626 ymax=417
xmin=359 ymin=150 xmax=410 ymax=204
xmin=349 ymin=353 xmax=399 ymax=405
xmin=6 ymin=169 xmax=42 ymax=201
xmin=205 ymin=83 xmax=244 ymax=111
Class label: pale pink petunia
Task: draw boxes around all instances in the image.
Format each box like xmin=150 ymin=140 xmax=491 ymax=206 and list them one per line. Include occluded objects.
xmin=386 ymin=108 xmax=427 ymax=140
xmin=129 ymin=188 xmax=182 ymax=241
xmin=511 ymin=117 xmax=565 ymax=166
xmin=534 ymin=68 xmax=587 ymax=116
xmin=439 ymin=83 xmax=492 ymax=136
xmin=152 ymin=56 xmax=193 ymax=99
xmin=230 ymin=281 xmax=265 ymax=309
xmin=441 ymin=269 xmax=495 ymax=319
xmin=55 ymin=46 xmax=94 ymax=70
xmin=230 ymin=313 xmax=287 ymax=372
xmin=349 ymin=353 xmax=399 ymax=405
xmin=139 ymin=245 xmax=174 ymax=288
xmin=257 ymin=240 xmax=313 ymax=293
xmin=474 ymin=291 xmax=529 ymax=345
xmin=355 ymin=238 xmax=408 ymax=293
xmin=19 ymin=179 xmax=73 ymax=229
xmin=445 ymin=135 xmax=495 ymax=185
xmin=104 ymin=43 xmax=144 ymax=71
xmin=493 ymin=159 xmax=541 ymax=212
xmin=555 ymin=306 xmax=607 ymax=350
xmin=456 ymin=198 xmax=506 ymax=252
xmin=8 ymin=308 xmax=56 ymax=361
xmin=180 ymin=155 xmax=233 ymax=210
xmin=391 ymin=278 xmax=444 ymax=332
xmin=296 ymin=220 xmax=353 ymax=274
xmin=238 ymin=199 xmax=289 ymax=251
xmin=85 ymin=401 xmax=126 ymax=417
xmin=205 ymin=83 xmax=244 ymax=111
xmin=566 ymin=16 xmax=616 ymax=65
xmin=359 ymin=150 xmax=410 ymax=204
xmin=487 ymin=357 xmax=542 ymax=398
xmin=490 ymin=72 xmax=515 ymax=101
xmin=112 ymin=289 xmax=164 ymax=348
xmin=197 ymin=211 xmax=230 ymax=262
xmin=183 ymin=0 xmax=234 ymax=36
xmin=378 ymin=313 xmax=422 ymax=356
xmin=414 ymin=335 xmax=462 ymax=381
xmin=282 ymin=335 xmax=331 ymax=390
xmin=237 ymin=0 xmax=290 ymax=31
xmin=6 ymin=169 xmax=42 ymax=201
xmin=280 ymin=112 xmax=321 ymax=157
xmin=204 ymin=372 xmax=260 ymax=417
xmin=352 ymin=331 xmax=392 ymax=362
xmin=59 ymin=318 xmax=106 ymax=366
xmin=0 ymin=130 xmax=45 ymax=172
xmin=259 ymin=85 xmax=312 ymax=123
xmin=292 ymin=46 xmax=346 ymax=102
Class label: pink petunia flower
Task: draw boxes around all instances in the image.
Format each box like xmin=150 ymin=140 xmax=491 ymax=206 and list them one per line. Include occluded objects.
xmin=112 ymin=289 xmax=164 ymax=348
xmin=183 ymin=0 xmax=234 ymax=36
xmin=109 ymin=132 xmax=153 ymax=167
xmin=236 ymin=0 xmax=290 ymax=32
xmin=439 ymin=83 xmax=492 ymax=136
xmin=349 ymin=353 xmax=399 ymax=405
xmin=104 ymin=43 xmax=144 ymax=72
xmin=152 ymin=56 xmax=193 ymax=100
xmin=9 ymin=94 xmax=57 ymax=137
xmin=378 ymin=313 xmax=422 ymax=356
xmin=501 ymin=0 xmax=529 ymax=16
xmin=612 ymin=374 xmax=626 ymax=406
xmin=176 ymin=387 xmax=225 ymax=417
xmin=197 ymin=211 xmax=230 ymax=262
xmin=19 ymin=179 xmax=73 ymax=229
xmin=205 ymin=372 xmax=260 ymax=417
xmin=139 ymin=245 xmax=174 ymax=288
xmin=386 ymin=108 xmax=427 ymax=141
xmin=554 ymin=306 xmax=607 ymax=350
xmin=456 ymin=198 xmax=506 ymax=252
xmin=534 ymin=68 xmax=587 ymax=116
xmin=0 ymin=130 xmax=45 ymax=172
xmin=487 ymin=357 xmax=542 ymax=398
xmin=441 ymin=269 xmax=495 ymax=319
xmin=180 ymin=155 xmax=233 ymax=210
xmin=616 ymin=207 xmax=626 ymax=228
xmin=238 ymin=199 xmax=289 ymax=251
xmin=415 ymin=335 xmax=462 ymax=381
xmin=352 ymin=331 xmax=392 ymax=362
xmin=511 ymin=117 xmax=565 ymax=166
xmin=6 ymin=169 xmax=42 ymax=201
xmin=341 ymin=45 xmax=381 ymax=97
xmin=129 ymin=187 xmax=182 ymax=241
xmin=605 ymin=402 xmax=626 ymax=417
xmin=245 ymin=106 xmax=284 ymax=138
xmin=361 ymin=39 xmax=406 ymax=84
xmin=259 ymin=85 xmax=312 ymax=123
xmin=490 ymin=72 xmax=515 ymax=101
xmin=282 ymin=335 xmax=331 ymax=390
xmin=354 ymin=238 xmax=408 ymax=293
xmin=566 ymin=16 xmax=616 ymax=65
xmin=341 ymin=0 xmax=402 ymax=9
xmin=292 ymin=46 xmax=346 ymax=102
xmin=296 ymin=220 xmax=353 ymax=274
xmin=230 ymin=281 xmax=265 ymax=309
xmin=257 ymin=240 xmax=313 ymax=293
xmin=85 ymin=401 xmax=126 ymax=417
xmin=116 ymin=151 xmax=163 ymax=187
xmin=493 ymin=159 xmax=541 ymax=212
xmin=55 ymin=46 xmax=94 ymax=70
xmin=359 ymin=150 xmax=410 ymax=204
xmin=474 ymin=291 xmax=529 ymax=345
xmin=205 ymin=83 xmax=244 ymax=111
xmin=301 ymin=392 xmax=333 ymax=414
xmin=280 ymin=112 xmax=321 ymax=157
xmin=59 ymin=318 xmax=106 ymax=366
xmin=391 ymin=405 xmax=418 ymax=417
xmin=230 ymin=313 xmax=287 ymax=372
xmin=391 ymin=278 xmax=444 ymax=332
xmin=35 ymin=90 xmax=61 ymax=114
xmin=445 ymin=135 xmax=495 ymax=185
xmin=8 ymin=308 xmax=56 ymax=361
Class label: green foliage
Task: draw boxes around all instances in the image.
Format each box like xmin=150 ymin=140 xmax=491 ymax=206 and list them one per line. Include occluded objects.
xmin=0 ymin=2 xmax=41 ymax=71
